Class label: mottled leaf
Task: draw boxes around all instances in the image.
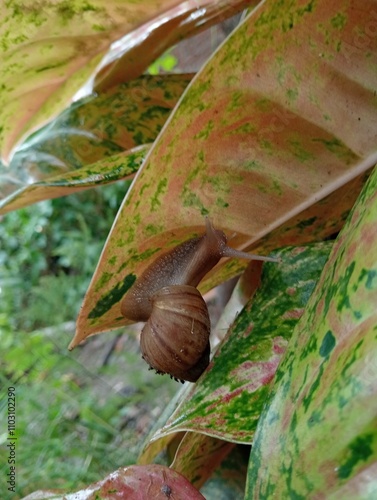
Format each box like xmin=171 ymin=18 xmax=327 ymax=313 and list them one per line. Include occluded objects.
xmin=246 ymin=167 xmax=377 ymax=497
xmin=0 ymin=0 xmax=249 ymax=163
xmin=140 ymin=243 xmax=332 ymax=454
xmin=0 ymin=74 xmax=192 ymax=212
xmin=93 ymin=1 xmax=257 ymax=92
xmin=0 ymin=147 xmax=148 ymax=214
xmin=73 ymin=0 xmax=377 ymax=344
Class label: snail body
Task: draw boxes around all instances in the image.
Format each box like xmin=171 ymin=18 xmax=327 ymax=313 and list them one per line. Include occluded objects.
xmin=121 ymin=219 xmax=277 ymax=382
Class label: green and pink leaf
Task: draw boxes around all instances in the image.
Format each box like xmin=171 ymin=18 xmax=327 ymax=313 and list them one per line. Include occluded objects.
xmin=246 ymin=166 xmax=377 ymax=497
xmin=73 ymin=0 xmax=377 ymax=344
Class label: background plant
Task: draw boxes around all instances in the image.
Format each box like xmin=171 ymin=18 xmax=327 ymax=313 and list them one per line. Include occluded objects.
xmin=0 ymin=183 xmax=128 ymax=331
xmin=0 ymin=184 xmax=177 ymax=497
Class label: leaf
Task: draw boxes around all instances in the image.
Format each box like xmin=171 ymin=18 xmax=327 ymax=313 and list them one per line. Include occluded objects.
xmin=200 ymin=444 xmax=248 ymax=500
xmin=245 ymin=166 xmax=377 ymax=497
xmin=211 ymin=260 xmax=264 ymax=347
xmin=0 ymin=73 xmax=191 ymax=213
xmin=0 ymin=0 xmax=251 ymax=163
xmin=0 ymin=147 xmax=148 ymax=214
xmin=140 ymin=243 xmax=332 ymax=459
xmin=171 ymin=433 xmax=235 ymax=489
xmin=92 ymin=1 xmax=259 ymax=92
xmin=72 ymin=0 xmax=377 ymax=345
xmin=23 ymin=465 xmax=205 ymax=499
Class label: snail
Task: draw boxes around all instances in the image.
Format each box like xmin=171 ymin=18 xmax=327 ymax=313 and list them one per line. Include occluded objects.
xmin=121 ymin=218 xmax=278 ymax=383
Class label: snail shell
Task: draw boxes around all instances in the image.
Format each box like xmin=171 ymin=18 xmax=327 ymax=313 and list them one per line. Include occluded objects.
xmin=140 ymin=285 xmax=210 ymax=383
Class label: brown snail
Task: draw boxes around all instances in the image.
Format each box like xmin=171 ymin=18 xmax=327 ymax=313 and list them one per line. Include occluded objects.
xmin=121 ymin=219 xmax=277 ymax=383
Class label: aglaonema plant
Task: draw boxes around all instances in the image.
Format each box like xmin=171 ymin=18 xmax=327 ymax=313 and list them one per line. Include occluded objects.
xmin=24 ymin=168 xmax=377 ymax=498
xmin=2 ymin=0 xmax=377 ymax=498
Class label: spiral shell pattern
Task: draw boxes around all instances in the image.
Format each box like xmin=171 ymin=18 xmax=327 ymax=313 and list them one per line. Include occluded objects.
xmin=140 ymin=285 xmax=211 ymax=382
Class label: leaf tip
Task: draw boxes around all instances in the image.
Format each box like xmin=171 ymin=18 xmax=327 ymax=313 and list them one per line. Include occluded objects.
xmin=68 ymin=329 xmax=86 ymax=350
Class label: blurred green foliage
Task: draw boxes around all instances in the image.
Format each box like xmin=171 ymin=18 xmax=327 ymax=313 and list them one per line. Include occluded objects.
xmin=0 ymin=182 xmax=129 ymax=331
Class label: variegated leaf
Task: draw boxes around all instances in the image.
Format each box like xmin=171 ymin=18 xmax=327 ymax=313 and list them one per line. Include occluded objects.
xmin=0 ymin=147 xmax=148 ymax=214
xmin=0 ymin=74 xmax=191 ymax=212
xmin=246 ymin=167 xmax=377 ymax=498
xmin=23 ymin=465 xmax=205 ymax=499
xmin=72 ymin=0 xmax=377 ymax=345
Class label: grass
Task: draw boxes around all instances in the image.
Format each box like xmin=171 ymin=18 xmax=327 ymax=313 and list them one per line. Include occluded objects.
xmin=0 ymin=319 xmax=177 ymax=498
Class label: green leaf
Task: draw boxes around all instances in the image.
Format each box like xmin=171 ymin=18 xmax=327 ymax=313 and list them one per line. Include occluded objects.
xmin=0 ymin=148 xmax=148 ymax=214
xmin=246 ymin=166 xmax=377 ymax=498
xmin=73 ymin=0 xmax=377 ymax=344
xmin=148 ymin=51 xmax=178 ymax=75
